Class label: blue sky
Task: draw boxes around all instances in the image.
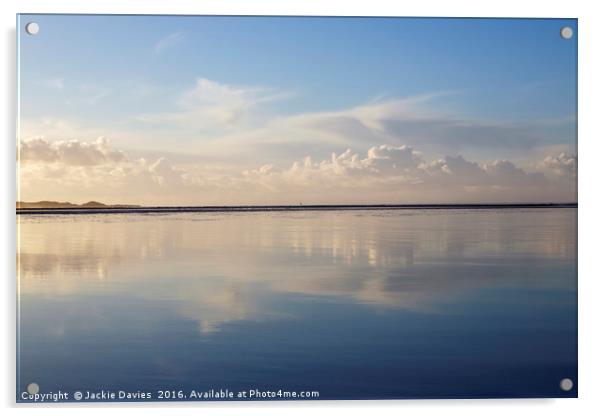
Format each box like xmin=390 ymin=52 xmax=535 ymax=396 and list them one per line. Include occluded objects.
xmin=17 ymin=15 xmax=577 ymax=204
xmin=20 ymin=16 xmax=576 ymax=118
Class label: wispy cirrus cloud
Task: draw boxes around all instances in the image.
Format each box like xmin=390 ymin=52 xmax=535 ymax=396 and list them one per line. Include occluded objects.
xmin=39 ymin=78 xmax=64 ymax=90
xmin=75 ymin=84 xmax=112 ymax=105
xmin=153 ymin=31 xmax=184 ymax=55
xmin=136 ymin=78 xmax=293 ymax=133
xmin=132 ymin=78 xmax=573 ymax=167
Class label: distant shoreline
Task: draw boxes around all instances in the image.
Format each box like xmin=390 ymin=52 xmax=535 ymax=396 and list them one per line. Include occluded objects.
xmin=16 ymin=203 xmax=578 ymax=215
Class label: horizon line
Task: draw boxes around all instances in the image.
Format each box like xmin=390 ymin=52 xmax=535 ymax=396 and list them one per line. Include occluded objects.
xmin=16 ymin=202 xmax=578 ymax=215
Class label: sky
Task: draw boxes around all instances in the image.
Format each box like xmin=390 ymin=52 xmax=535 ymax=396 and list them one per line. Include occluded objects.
xmin=17 ymin=15 xmax=577 ymax=205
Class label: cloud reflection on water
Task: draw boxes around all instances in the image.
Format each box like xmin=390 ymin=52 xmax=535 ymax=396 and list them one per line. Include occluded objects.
xmin=18 ymin=209 xmax=576 ymax=333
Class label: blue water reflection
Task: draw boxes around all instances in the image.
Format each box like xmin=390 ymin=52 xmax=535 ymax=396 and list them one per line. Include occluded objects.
xmin=17 ymin=209 xmax=577 ymax=400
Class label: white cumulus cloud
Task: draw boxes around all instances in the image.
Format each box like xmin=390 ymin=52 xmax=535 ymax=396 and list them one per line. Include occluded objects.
xmin=538 ymin=153 xmax=577 ymax=179
xmin=17 ymin=137 xmax=576 ymax=205
xmin=19 ymin=137 xmax=126 ymax=166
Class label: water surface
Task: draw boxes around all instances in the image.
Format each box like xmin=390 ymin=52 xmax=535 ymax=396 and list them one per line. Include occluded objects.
xmin=17 ymin=208 xmax=577 ymax=400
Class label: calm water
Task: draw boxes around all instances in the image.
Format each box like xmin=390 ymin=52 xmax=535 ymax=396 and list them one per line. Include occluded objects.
xmin=17 ymin=209 xmax=577 ymax=400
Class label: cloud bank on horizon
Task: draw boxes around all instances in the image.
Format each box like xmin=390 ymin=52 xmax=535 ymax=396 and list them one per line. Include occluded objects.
xmin=18 ymin=16 xmax=577 ymax=205
xmin=18 ymin=134 xmax=576 ymax=205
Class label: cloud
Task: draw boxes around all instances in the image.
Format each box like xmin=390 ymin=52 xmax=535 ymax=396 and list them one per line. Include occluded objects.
xmin=39 ymin=78 xmax=64 ymax=90
xmin=423 ymin=155 xmax=485 ymax=184
xmin=153 ymin=32 xmax=184 ymax=55
xmin=242 ymin=145 xmax=553 ymax=200
xmin=19 ymin=203 xmax=575 ymax=332
xmin=18 ymin=138 xmax=198 ymax=204
xmin=131 ymin=79 xmax=569 ymax=165
xmin=136 ymin=78 xmax=292 ymax=133
xmin=22 ymin=76 xmax=574 ymax=180
xmin=19 ymin=117 xmax=116 ymax=145
xmin=538 ymin=153 xmax=577 ymax=179
xmin=17 ymin=137 xmax=576 ymax=205
xmin=277 ymin=97 xmax=556 ymax=157
xmin=18 ymin=77 xmax=576 ymax=205
xmin=19 ymin=137 xmax=126 ymax=166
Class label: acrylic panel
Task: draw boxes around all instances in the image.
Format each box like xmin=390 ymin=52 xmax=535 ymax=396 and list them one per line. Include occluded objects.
xmin=16 ymin=14 xmax=577 ymax=403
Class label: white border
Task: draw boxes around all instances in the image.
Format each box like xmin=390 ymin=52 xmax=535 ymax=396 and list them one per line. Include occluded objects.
xmin=2 ymin=1 xmax=601 ymax=415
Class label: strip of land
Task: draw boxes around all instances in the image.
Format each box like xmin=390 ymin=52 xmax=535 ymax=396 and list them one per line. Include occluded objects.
xmin=16 ymin=202 xmax=578 ymax=215
xmin=16 ymin=201 xmax=139 ymax=209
